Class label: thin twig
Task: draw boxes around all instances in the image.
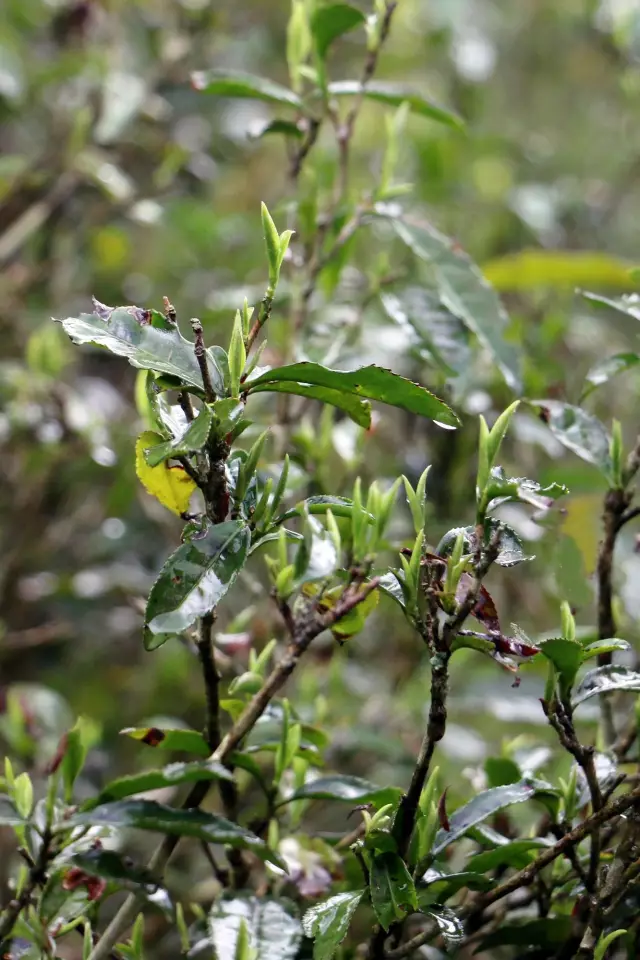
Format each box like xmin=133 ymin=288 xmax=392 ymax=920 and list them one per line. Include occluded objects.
xmin=191 ymin=319 xmax=216 ymax=403
xmin=0 ymin=829 xmax=52 ymax=943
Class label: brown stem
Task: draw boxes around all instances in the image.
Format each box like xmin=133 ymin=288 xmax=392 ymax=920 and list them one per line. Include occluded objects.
xmin=190 ymin=318 xmax=216 ymax=403
xmin=0 ymin=829 xmax=52 ymax=944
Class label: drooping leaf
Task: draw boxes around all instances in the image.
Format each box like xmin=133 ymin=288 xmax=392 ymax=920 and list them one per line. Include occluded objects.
xmin=65 ymin=801 xmax=283 ymax=867
xmin=145 ymin=405 xmax=213 ymax=466
xmin=83 ymin=759 xmax=234 ymax=809
xmin=370 ymin=852 xmax=418 ymax=931
xmin=144 ymin=520 xmax=250 ymax=646
xmin=208 ymin=895 xmax=302 ymax=960
xmin=302 ymin=891 xmax=364 ymax=960
xmin=283 ymin=775 xmax=401 ymax=808
xmin=66 ymin=849 xmax=160 ymax=891
xmin=56 ymin=303 xmax=223 ymax=393
xmin=584 ymin=352 xmax=640 ymax=393
xmin=581 ymin=290 xmax=640 ymax=321
xmin=386 ymin=216 xmax=521 ymax=391
xmin=432 ymin=781 xmax=558 ymax=855
xmin=247 ymin=379 xmax=372 ymax=427
xmin=483 ymin=250 xmax=636 ymax=292
xmin=311 ymin=4 xmax=365 ymax=58
xmin=135 ymin=431 xmax=197 ymax=516
xmin=191 ymin=69 xmax=302 ymax=108
xmin=380 ymin=288 xmax=472 ymax=377
xmin=573 ymin=665 xmax=640 ymax=707
xmin=246 ymin=361 xmax=459 ymax=426
xmin=327 ymin=80 xmax=463 ymax=128
xmin=529 ymin=400 xmax=612 ymax=474
xmin=120 ymin=726 xmax=210 ymax=757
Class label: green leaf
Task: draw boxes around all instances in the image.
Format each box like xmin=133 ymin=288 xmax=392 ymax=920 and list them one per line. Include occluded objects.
xmin=484 ymin=756 xmax=522 ymax=788
xmin=191 ymin=69 xmax=302 ymax=108
xmin=594 ymin=929 xmax=628 ymax=960
xmin=483 ymin=250 xmax=636 ymax=292
xmin=84 ymin=760 xmax=234 ymax=809
xmin=387 ymin=216 xmax=521 ymax=391
xmin=249 ymin=118 xmax=304 ymax=140
xmin=417 ymin=871 xmax=491 ymax=905
xmin=432 ymin=781 xmax=558 ymax=855
xmin=529 ymin=400 xmax=612 ymax=474
xmin=538 ymin=637 xmax=583 ymax=692
xmin=247 ymin=379 xmax=372 ymax=427
xmin=311 ymin=4 xmax=365 ymax=58
xmin=421 ymin=905 xmax=464 ymax=948
xmin=120 ymin=726 xmax=210 ymax=757
xmin=370 ymin=852 xmax=418 ymax=931
xmin=584 ymin=352 xmax=640 ymax=393
xmin=64 ymin=801 xmax=283 ymax=867
xmin=67 ymin=849 xmax=160 ymax=891
xmin=582 ymin=290 xmax=640 ymax=321
xmin=380 ymin=288 xmax=472 ymax=377
xmin=302 ymin=891 xmax=364 ymax=960
xmin=478 ymin=918 xmax=572 ymax=952
xmin=466 ymin=838 xmax=550 ymax=873
xmin=326 ymin=81 xmax=463 ymax=129
xmin=61 ymin=717 xmax=91 ymax=803
xmin=582 ymin=638 xmax=630 ymax=661
xmin=247 ymin=361 xmax=459 ymax=426
xmin=144 ymin=520 xmax=250 ymax=646
xmin=573 ymin=665 xmax=640 ymax=707
xmin=483 ymin=466 xmax=568 ymax=513
xmin=436 ymin=519 xmax=533 ymax=568
xmin=145 ymin=404 xmax=213 ymax=466
xmin=275 ymin=494 xmax=368 ymax=525
xmin=0 ymin=795 xmax=24 ymax=825
xmin=56 ymin=303 xmax=223 ymax=394
xmin=283 ymin=775 xmax=402 ymax=808
xmin=209 ymin=895 xmax=302 ymax=960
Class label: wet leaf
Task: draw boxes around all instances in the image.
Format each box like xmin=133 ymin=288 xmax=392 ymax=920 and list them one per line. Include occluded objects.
xmin=284 ymin=775 xmax=401 ymax=808
xmin=432 ymin=781 xmax=558 ymax=855
xmin=56 ymin=303 xmax=223 ymax=393
xmin=247 ymin=379 xmax=372 ymax=427
xmin=386 ymin=216 xmax=521 ymax=391
xmin=65 ymin=801 xmax=283 ymax=867
xmin=380 ymin=287 xmax=472 ymax=377
xmin=144 ymin=520 xmax=250 ymax=646
xmin=529 ymin=401 xmax=611 ymax=474
xmin=302 ymin=890 xmax=365 ymax=960
xmin=311 ymin=4 xmax=365 ymax=58
xmin=422 ymin=905 xmax=464 ymax=947
xmin=0 ymin=796 xmax=24 ymax=825
xmin=582 ymin=638 xmax=630 ymax=662
xmin=67 ymin=849 xmax=160 ymax=891
xmin=370 ymin=852 xmax=418 ymax=931
xmin=145 ymin=405 xmax=213 ymax=466
xmin=483 ymin=467 xmax=568 ymax=513
xmin=83 ymin=759 xmax=234 ymax=809
xmin=120 ymin=726 xmax=210 ymax=757
xmin=327 ymin=81 xmax=463 ymax=128
xmin=247 ymin=361 xmax=459 ymax=426
xmin=581 ymin=290 xmax=640 ymax=321
xmin=191 ymin=69 xmax=302 ymax=108
xmin=208 ymin=894 xmax=302 ymax=960
xmin=584 ymin=352 xmax=640 ymax=393
xmin=436 ymin=519 xmax=534 ymax=568
xmin=466 ymin=838 xmax=550 ymax=873
xmin=378 ymin=571 xmax=406 ymax=610
xmin=275 ymin=495 xmax=371 ymax=525
xmin=417 ymin=871 xmax=492 ymax=905
xmin=135 ymin=431 xmax=197 ymax=516
xmin=573 ymin=665 xmax=640 ymax=707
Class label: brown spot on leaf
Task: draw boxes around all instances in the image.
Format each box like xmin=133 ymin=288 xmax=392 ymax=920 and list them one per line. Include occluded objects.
xmin=141 ymin=727 xmax=166 ymax=747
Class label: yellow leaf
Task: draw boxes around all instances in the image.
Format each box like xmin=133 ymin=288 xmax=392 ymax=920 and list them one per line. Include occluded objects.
xmin=482 ymin=250 xmax=635 ymax=293
xmin=135 ymin=431 xmax=196 ymax=516
xmin=561 ymin=493 xmax=602 ymax=575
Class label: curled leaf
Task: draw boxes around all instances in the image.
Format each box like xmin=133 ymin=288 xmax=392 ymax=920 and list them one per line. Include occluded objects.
xmin=135 ymin=431 xmax=197 ymax=516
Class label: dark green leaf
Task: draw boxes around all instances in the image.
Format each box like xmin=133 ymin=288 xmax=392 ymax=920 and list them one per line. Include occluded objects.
xmin=484 ymin=466 xmax=568 ymax=513
xmin=573 ymin=665 xmax=640 ymax=707
xmin=145 ymin=405 xmax=213 ymax=466
xmin=386 ymin=216 xmax=521 ymax=391
xmin=466 ymin=838 xmax=550 ymax=873
xmin=432 ymin=781 xmax=558 ymax=855
xmin=120 ymin=726 xmax=210 ymax=757
xmin=327 ymin=81 xmax=463 ymax=128
xmin=302 ymin=891 xmax=365 ymax=960
xmin=484 ymin=757 xmax=521 ymax=788
xmin=378 ymin=571 xmax=407 ymax=610
xmin=209 ymin=894 xmax=302 ymax=960
xmin=228 ymin=751 xmax=270 ymax=794
xmin=538 ymin=637 xmax=583 ymax=691
xmin=529 ymin=400 xmax=612 ymax=474
xmin=417 ymin=871 xmax=492 ymax=906
xmin=64 ymin=801 xmax=283 ymax=867
xmin=283 ymin=775 xmax=402 ymax=808
xmin=311 ymin=4 xmax=365 ymax=58
xmin=249 ymin=118 xmax=304 ymax=140
xmin=380 ymin=288 xmax=472 ymax=377
xmin=247 ymin=361 xmax=459 ymax=426
xmin=191 ymin=69 xmax=302 ymax=108
xmin=0 ymin=796 xmax=23 ymax=825
xmin=581 ymin=290 xmax=640 ymax=321
xmin=67 ymin=849 xmax=160 ymax=891
xmin=477 ymin=917 xmax=572 ymax=952
xmin=422 ymin=905 xmax=464 ymax=947
xmin=584 ymin=352 xmax=640 ymax=392
xmin=83 ymin=759 xmax=233 ymax=809
xmin=144 ymin=520 xmax=250 ymax=646
xmin=370 ymin=852 xmax=418 ymax=931
xmin=56 ymin=304 xmax=223 ymax=395
xmin=582 ymin=638 xmax=630 ymax=661
xmin=248 ymin=379 xmax=371 ymax=427
xmin=436 ymin=519 xmax=534 ymax=568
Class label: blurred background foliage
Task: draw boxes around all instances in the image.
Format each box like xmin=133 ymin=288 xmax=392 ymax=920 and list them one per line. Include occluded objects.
xmin=2 ymin=0 xmax=640 ymax=938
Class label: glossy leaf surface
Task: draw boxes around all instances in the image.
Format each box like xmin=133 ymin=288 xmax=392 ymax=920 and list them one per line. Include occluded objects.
xmin=302 ymin=891 xmax=364 ymax=960
xmin=208 ymin=895 xmax=302 ymax=960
